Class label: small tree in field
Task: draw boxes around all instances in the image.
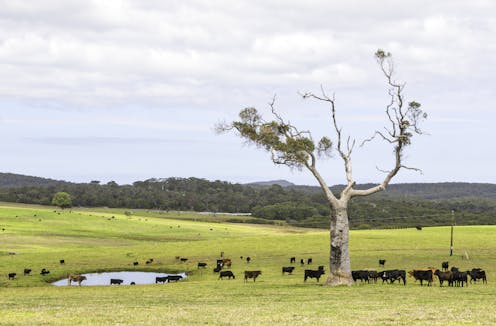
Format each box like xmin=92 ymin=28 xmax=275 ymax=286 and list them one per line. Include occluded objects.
xmin=52 ymin=192 xmax=72 ymax=209
xmin=217 ymin=50 xmax=427 ymax=286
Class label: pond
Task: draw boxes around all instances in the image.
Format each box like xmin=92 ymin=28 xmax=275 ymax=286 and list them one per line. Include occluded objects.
xmin=52 ymin=271 xmax=187 ymax=286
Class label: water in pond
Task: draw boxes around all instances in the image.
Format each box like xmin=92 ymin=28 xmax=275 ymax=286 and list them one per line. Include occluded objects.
xmin=52 ymin=271 xmax=186 ymax=286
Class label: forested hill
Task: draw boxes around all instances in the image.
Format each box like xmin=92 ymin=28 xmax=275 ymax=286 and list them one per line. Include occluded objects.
xmin=254 ymin=180 xmax=496 ymax=200
xmin=1 ymin=172 xmax=495 ymax=229
xmin=0 ymin=173 xmax=70 ymax=188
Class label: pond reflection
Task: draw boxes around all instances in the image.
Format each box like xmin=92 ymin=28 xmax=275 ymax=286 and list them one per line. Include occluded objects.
xmin=52 ymin=271 xmax=186 ymax=286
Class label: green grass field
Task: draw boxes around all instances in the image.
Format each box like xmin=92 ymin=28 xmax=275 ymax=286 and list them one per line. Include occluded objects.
xmin=1 ymin=203 xmax=495 ymax=325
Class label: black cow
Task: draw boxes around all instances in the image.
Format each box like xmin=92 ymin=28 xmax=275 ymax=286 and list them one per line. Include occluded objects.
xmin=244 ymin=270 xmax=262 ymax=282
xmin=180 ymin=258 xmax=188 ymax=262
xmin=40 ymin=268 xmax=50 ymax=275
xmin=352 ymin=270 xmax=369 ymax=283
xmin=452 ymin=270 xmax=468 ymax=287
xmin=415 ymin=225 xmax=422 ymax=230
xmin=307 ymin=258 xmax=313 ymax=265
xmin=59 ymin=259 xmax=65 ymax=265
xmin=379 ymin=259 xmax=386 ymax=267
xmin=219 ymin=271 xmax=235 ymax=280
xmin=441 ymin=261 xmax=449 ymax=271
xmin=434 ymin=270 xmax=453 ymax=287
xmin=367 ymin=270 xmax=379 ymax=283
xmin=304 ymin=269 xmax=325 ymax=282
xmin=8 ymin=272 xmax=16 ymax=280
xmin=167 ymin=275 xmax=183 ymax=282
xmin=216 ymin=259 xmax=224 ymax=268
xmin=155 ymin=276 xmax=168 ymax=284
xmin=469 ymin=268 xmax=487 ymax=284
xmin=300 ymin=259 xmax=305 ymax=265
xmin=133 ymin=261 xmax=139 ymax=266
xmin=380 ymin=270 xmax=406 ymax=285
xmin=23 ymin=268 xmax=32 ymax=275
xmin=282 ymin=266 xmax=295 ymax=275
xmin=450 ymin=266 xmax=459 ymax=273
xmin=408 ymin=270 xmax=433 ymax=286
xmin=110 ymin=278 xmax=123 ymax=285
xmin=290 ymin=257 xmax=296 ymax=264
xmin=197 ymin=262 xmax=207 ymax=268
xmin=246 ymin=257 xmax=251 ymax=263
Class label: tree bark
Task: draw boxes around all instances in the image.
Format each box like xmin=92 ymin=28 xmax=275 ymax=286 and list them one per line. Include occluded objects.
xmin=325 ymin=201 xmax=353 ymax=286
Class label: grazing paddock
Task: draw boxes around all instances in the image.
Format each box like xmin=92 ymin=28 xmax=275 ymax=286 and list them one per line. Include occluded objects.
xmin=0 ymin=203 xmax=495 ymax=325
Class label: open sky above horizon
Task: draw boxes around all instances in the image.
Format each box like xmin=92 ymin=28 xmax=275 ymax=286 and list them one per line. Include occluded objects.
xmin=1 ymin=1 xmax=495 ymax=186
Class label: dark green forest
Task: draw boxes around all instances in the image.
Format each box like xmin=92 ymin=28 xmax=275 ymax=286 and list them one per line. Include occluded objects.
xmin=1 ymin=172 xmax=495 ymax=229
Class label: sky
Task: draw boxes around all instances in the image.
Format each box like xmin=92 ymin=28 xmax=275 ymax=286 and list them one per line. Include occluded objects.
xmin=0 ymin=0 xmax=495 ymax=186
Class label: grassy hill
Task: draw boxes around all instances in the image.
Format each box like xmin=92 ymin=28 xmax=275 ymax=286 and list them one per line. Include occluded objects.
xmin=1 ymin=203 xmax=495 ymax=324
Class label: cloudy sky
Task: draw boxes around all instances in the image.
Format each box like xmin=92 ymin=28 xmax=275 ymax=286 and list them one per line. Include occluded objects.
xmin=0 ymin=0 xmax=495 ymax=186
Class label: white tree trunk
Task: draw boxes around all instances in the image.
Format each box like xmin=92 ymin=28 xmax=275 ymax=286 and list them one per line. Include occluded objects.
xmin=325 ymin=201 xmax=353 ymax=286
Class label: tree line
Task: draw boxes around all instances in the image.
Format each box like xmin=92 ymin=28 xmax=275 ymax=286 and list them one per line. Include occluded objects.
xmin=0 ymin=175 xmax=495 ymax=229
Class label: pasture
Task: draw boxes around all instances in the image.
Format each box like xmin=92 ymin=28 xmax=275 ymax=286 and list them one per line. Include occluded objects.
xmin=1 ymin=203 xmax=495 ymax=325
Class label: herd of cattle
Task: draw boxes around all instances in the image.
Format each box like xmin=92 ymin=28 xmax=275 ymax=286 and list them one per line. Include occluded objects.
xmin=5 ymin=255 xmax=488 ymax=287
xmin=351 ymin=261 xmax=488 ymax=287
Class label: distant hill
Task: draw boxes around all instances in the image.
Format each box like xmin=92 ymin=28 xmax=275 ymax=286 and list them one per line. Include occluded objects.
xmin=246 ymin=180 xmax=296 ymax=187
xmin=288 ymin=182 xmax=496 ymax=200
xmin=1 ymin=172 xmax=496 ymax=228
xmin=0 ymin=172 xmax=71 ymax=188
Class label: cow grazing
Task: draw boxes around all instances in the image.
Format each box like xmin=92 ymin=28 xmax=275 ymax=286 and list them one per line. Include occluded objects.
xmin=133 ymin=261 xmax=139 ymax=266
xmin=367 ymin=270 xmax=379 ymax=283
xmin=167 ymin=275 xmax=183 ymax=282
xmin=352 ymin=270 xmax=369 ymax=283
xmin=156 ymin=276 xmax=168 ymax=284
xmin=213 ymin=265 xmax=222 ymax=273
xmin=59 ymin=259 xmax=65 ymax=265
xmin=408 ymin=270 xmax=433 ymax=286
xmin=441 ymin=261 xmax=449 ymax=271
xmin=434 ymin=270 xmax=453 ymax=287
xmin=469 ymin=268 xmax=487 ymax=284
xmin=380 ymin=270 xmax=406 ymax=285
xmin=379 ymin=259 xmax=386 ymax=267
xmin=415 ymin=225 xmax=422 ymax=230
xmin=145 ymin=260 xmax=153 ymax=264
xmin=110 ymin=278 xmax=123 ymax=285
xmin=23 ymin=268 xmax=32 ymax=275
xmin=68 ymin=274 xmax=87 ymax=286
xmin=290 ymin=257 xmax=296 ymax=264
xmin=180 ymin=258 xmax=188 ymax=262
xmin=307 ymin=258 xmax=313 ymax=265
xmin=130 ymin=282 xmax=136 ymax=285
xmin=197 ymin=262 xmax=207 ymax=268
xmin=282 ymin=266 xmax=295 ymax=275
xmin=244 ymin=270 xmax=262 ymax=282
xmin=219 ymin=271 xmax=235 ymax=280
xmin=304 ymin=269 xmax=325 ymax=282
xmin=8 ymin=272 xmax=16 ymax=280
xmin=452 ymin=270 xmax=468 ymax=287
xmin=40 ymin=268 xmax=50 ymax=275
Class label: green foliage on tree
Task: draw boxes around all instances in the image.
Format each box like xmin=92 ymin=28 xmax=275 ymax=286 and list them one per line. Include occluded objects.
xmin=51 ymin=191 xmax=72 ymax=209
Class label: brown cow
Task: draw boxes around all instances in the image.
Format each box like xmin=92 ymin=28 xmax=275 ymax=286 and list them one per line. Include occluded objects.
xmin=68 ymin=274 xmax=87 ymax=286
xmin=244 ymin=270 xmax=262 ymax=282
